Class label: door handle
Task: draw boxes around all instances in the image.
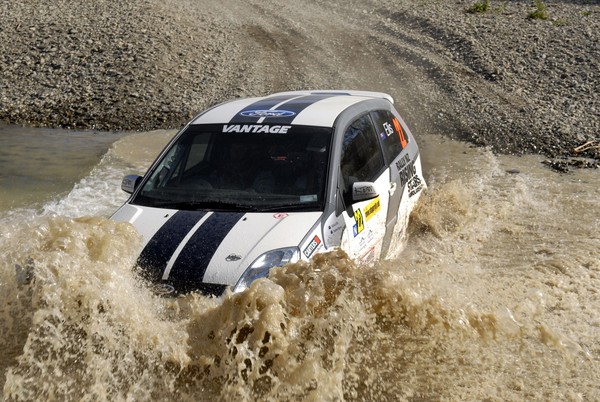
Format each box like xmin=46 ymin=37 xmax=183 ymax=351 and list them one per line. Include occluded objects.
xmin=388 ymin=182 xmax=397 ymax=196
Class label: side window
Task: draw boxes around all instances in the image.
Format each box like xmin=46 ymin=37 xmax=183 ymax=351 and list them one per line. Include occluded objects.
xmin=340 ymin=114 xmax=385 ymax=192
xmin=370 ymin=110 xmax=409 ymax=162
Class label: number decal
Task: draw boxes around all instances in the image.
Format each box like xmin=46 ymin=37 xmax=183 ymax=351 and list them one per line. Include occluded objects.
xmin=353 ymin=209 xmax=364 ymax=237
xmin=392 ymin=117 xmax=408 ymax=148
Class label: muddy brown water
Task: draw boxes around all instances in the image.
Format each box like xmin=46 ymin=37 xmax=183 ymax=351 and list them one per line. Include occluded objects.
xmin=1 ymin=126 xmax=598 ymax=400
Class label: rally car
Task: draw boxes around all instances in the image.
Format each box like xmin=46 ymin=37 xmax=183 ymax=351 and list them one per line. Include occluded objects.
xmin=112 ymin=90 xmax=426 ymax=295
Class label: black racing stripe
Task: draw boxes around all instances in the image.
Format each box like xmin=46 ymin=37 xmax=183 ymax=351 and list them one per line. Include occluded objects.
xmin=228 ymin=94 xmax=300 ymax=123
xmin=167 ymin=212 xmax=245 ymax=283
xmin=263 ymin=94 xmax=335 ymax=125
xmin=136 ymin=210 xmax=208 ymax=281
xmin=229 ymin=94 xmax=336 ymax=125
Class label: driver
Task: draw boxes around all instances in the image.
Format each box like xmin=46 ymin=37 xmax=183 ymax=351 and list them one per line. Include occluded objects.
xmin=212 ymin=141 xmax=274 ymax=193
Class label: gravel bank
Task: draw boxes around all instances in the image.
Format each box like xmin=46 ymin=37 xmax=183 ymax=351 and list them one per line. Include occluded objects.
xmin=372 ymin=0 xmax=600 ymax=168
xmin=0 ymin=0 xmax=242 ymax=131
xmin=0 ymin=0 xmax=598 ymax=166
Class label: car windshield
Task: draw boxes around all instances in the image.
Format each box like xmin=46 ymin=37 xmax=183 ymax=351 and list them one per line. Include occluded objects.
xmin=132 ymin=124 xmax=333 ymax=212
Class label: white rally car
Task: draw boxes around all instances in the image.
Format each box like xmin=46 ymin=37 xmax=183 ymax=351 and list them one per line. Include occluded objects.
xmin=112 ymin=90 xmax=426 ymax=295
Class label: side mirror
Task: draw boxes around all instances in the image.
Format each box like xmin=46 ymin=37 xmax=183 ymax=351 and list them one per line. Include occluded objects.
xmin=121 ymin=175 xmax=142 ymax=194
xmin=352 ymin=182 xmax=378 ymax=202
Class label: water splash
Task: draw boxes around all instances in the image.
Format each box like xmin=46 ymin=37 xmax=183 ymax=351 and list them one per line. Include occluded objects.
xmin=2 ymin=133 xmax=599 ymax=401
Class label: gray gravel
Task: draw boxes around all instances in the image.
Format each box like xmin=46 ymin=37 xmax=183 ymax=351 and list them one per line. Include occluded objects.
xmin=378 ymin=0 xmax=599 ymax=166
xmin=0 ymin=0 xmax=598 ymax=166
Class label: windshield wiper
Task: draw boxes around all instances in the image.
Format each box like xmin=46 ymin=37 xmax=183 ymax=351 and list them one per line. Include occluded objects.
xmin=255 ymin=203 xmax=322 ymax=212
xmin=145 ymin=199 xmax=260 ymax=212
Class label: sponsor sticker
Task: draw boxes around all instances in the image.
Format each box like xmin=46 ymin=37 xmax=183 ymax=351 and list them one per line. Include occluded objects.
xmin=382 ymin=121 xmax=395 ymax=137
xmin=225 ymin=254 xmax=242 ymax=262
xmin=222 ymin=124 xmax=291 ymax=134
xmin=395 ymin=154 xmax=411 ymax=171
xmin=408 ymin=175 xmax=423 ymax=197
xmin=364 ymin=197 xmax=381 ymax=222
xmin=357 ymin=228 xmax=374 ymax=249
xmin=240 ymin=109 xmax=296 ymax=118
xmin=395 ymin=157 xmax=423 ymax=196
xmin=354 ymin=184 xmax=375 ymax=196
xmin=353 ymin=209 xmax=364 ymax=237
xmin=323 ymin=213 xmax=344 ymax=245
xmin=398 ymin=161 xmax=417 ymax=188
xmin=359 ymin=246 xmax=376 ymax=265
xmin=273 ymin=213 xmax=288 ymax=219
xmin=303 ymin=235 xmax=322 ymax=258
xmin=300 ymin=194 xmax=317 ymax=202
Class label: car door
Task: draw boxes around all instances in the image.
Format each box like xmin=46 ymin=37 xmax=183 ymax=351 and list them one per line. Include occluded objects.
xmin=338 ymin=113 xmax=390 ymax=265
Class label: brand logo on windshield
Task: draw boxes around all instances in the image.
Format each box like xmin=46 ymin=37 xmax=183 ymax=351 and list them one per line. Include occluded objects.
xmin=223 ymin=124 xmax=291 ymax=134
xmin=240 ymin=109 xmax=296 ymax=118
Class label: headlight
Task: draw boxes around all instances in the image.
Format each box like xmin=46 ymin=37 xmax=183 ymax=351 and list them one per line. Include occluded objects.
xmin=232 ymin=247 xmax=300 ymax=293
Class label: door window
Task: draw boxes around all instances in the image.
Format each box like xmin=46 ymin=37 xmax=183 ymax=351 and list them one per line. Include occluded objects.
xmin=340 ymin=114 xmax=385 ymax=193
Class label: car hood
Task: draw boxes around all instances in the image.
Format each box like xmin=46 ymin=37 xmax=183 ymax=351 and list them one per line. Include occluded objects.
xmin=111 ymin=204 xmax=322 ymax=286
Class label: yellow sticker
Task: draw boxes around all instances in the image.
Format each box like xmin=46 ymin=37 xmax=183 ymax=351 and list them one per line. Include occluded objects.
xmin=364 ymin=197 xmax=381 ymax=222
xmin=353 ymin=209 xmax=364 ymax=237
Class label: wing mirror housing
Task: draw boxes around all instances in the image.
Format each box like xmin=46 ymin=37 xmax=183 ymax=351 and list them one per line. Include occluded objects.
xmin=121 ymin=175 xmax=142 ymax=194
xmin=352 ymin=182 xmax=378 ymax=202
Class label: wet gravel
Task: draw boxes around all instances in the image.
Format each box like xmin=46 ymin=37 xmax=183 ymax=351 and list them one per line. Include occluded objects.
xmin=0 ymin=0 xmax=598 ymax=166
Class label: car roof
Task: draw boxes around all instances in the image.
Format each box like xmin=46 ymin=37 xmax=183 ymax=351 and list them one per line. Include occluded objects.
xmin=190 ymin=90 xmax=394 ymax=128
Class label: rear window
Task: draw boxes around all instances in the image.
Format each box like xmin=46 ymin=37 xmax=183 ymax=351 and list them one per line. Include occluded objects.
xmin=370 ymin=110 xmax=409 ymax=162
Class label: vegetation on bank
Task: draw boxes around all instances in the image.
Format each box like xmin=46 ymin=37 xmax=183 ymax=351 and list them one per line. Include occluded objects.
xmin=463 ymin=2 xmax=600 ymax=29
xmin=466 ymin=0 xmax=549 ymax=20
xmin=528 ymin=0 xmax=548 ymax=20
xmin=466 ymin=0 xmax=490 ymax=14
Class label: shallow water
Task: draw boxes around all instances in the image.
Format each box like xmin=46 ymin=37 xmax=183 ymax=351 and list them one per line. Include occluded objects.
xmin=1 ymin=126 xmax=599 ymax=401
xmin=0 ymin=123 xmax=126 ymax=210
